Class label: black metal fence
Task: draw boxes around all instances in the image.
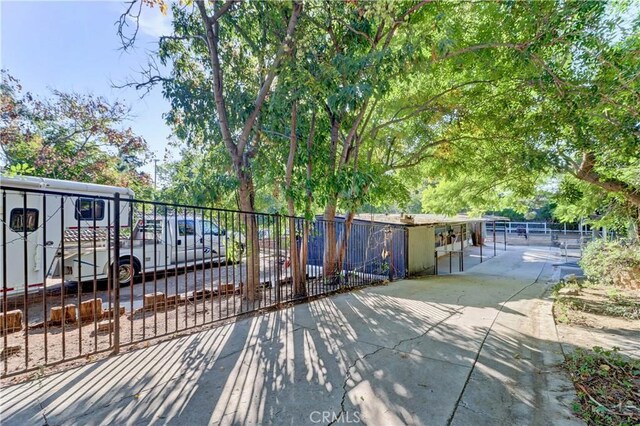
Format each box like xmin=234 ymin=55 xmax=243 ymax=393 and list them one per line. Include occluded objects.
xmin=1 ymin=186 xmax=406 ymax=377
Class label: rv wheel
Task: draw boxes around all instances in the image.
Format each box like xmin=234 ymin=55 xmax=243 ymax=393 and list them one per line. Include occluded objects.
xmin=117 ymin=259 xmax=137 ymax=286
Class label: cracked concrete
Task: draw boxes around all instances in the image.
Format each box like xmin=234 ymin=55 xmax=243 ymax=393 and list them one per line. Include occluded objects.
xmin=1 ymin=246 xmax=582 ymax=425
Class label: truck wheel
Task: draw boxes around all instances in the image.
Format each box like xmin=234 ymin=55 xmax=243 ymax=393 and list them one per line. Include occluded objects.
xmin=116 ymin=259 xmax=137 ymax=286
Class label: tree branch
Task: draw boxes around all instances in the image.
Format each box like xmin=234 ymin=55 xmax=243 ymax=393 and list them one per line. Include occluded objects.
xmin=573 ymin=151 xmax=640 ymax=208
xmin=212 ymin=0 xmax=240 ymax=22
xmin=236 ymin=0 xmax=303 ymax=156
xmin=195 ymin=0 xmax=238 ymax=159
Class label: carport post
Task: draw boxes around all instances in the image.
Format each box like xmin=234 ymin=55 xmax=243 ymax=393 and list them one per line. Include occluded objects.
xmin=460 ymin=225 xmax=464 ymax=271
xmin=113 ymin=192 xmax=121 ymax=355
xmin=504 ymin=222 xmax=507 ymax=251
xmin=387 ymin=227 xmax=394 ymax=281
xmin=434 ymin=251 xmax=438 ymax=275
xmin=493 ymin=221 xmax=496 ymax=256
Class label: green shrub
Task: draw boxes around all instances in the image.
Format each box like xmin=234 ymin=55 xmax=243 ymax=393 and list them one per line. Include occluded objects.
xmin=580 ymin=240 xmax=640 ymax=286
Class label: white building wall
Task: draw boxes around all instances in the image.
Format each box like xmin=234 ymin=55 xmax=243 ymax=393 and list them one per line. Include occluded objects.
xmin=407 ymin=226 xmax=436 ymax=275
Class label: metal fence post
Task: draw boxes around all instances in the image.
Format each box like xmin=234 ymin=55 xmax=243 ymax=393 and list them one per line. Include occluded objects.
xmin=113 ymin=192 xmax=121 ymax=355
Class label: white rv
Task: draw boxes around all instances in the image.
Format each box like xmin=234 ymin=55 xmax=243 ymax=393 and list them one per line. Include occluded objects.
xmin=0 ymin=175 xmax=133 ymax=297
xmin=0 ymin=175 xmax=240 ymax=298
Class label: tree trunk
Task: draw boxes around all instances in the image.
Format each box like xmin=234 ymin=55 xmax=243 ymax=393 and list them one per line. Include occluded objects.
xmin=284 ymin=102 xmax=305 ymax=297
xmin=237 ymin=171 xmax=260 ymax=302
xmin=300 ymin=111 xmax=315 ymax=286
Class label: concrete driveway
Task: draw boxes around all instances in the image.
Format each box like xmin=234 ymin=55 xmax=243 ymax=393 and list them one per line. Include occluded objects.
xmin=0 ymin=247 xmax=581 ymax=425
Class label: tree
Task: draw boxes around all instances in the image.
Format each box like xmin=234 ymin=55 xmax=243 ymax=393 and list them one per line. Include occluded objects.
xmin=413 ymin=1 xmax=640 ymax=233
xmin=0 ymin=71 xmax=152 ymax=194
xmin=288 ymin=0 xmax=431 ymax=277
xmin=121 ymin=0 xmax=303 ymax=301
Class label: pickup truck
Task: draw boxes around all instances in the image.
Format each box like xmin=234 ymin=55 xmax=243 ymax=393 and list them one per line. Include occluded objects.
xmin=60 ymin=215 xmax=244 ymax=286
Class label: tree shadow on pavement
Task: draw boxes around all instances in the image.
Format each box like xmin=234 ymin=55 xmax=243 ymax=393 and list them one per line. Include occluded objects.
xmin=1 ymin=247 xmax=584 ymax=425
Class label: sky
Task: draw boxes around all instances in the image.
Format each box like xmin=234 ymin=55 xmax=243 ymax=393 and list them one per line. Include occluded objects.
xmin=0 ymin=0 xmax=175 ymax=176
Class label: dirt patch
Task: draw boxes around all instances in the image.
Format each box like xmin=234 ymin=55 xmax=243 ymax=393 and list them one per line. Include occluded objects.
xmin=553 ymin=281 xmax=640 ymax=425
xmin=613 ymin=267 xmax=640 ymax=290
xmin=553 ymin=285 xmax=640 ymax=327
xmin=564 ymin=347 xmax=640 ymax=425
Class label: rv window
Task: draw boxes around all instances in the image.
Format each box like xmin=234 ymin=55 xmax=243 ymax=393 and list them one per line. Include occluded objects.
xmin=75 ymin=199 xmax=105 ymax=221
xmin=177 ymin=220 xmax=195 ymax=236
xmin=10 ymin=208 xmax=39 ymax=233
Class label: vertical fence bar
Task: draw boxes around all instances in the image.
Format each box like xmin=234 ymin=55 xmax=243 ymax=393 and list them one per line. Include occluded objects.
xmin=230 ymin=211 xmax=235 ymax=315
xmin=61 ymin=196 xmax=66 ymax=358
xmin=259 ymin=215 xmax=265 ymax=307
xmin=275 ymin=215 xmax=281 ymax=304
xmin=43 ymin=195 xmax=49 ymax=362
xmin=76 ymin=196 xmax=82 ymax=358
xmin=216 ymin=210 xmax=221 ymax=321
xmin=113 ymin=193 xmax=121 ymax=355
xmin=209 ymin=209 xmax=215 ymax=320
xmin=200 ymin=208 xmax=206 ymax=324
xmin=153 ymin=205 xmax=158 ymax=335
xmin=192 ymin=208 xmax=197 ymax=325
xmin=174 ymin=212 xmax=179 ymax=332
xmin=164 ymin=209 xmax=169 ymax=333
xmin=224 ymin=211 xmax=230 ymax=317
xmin=183 ymin=208 xmax=188 ymax=329
xmin=2 ymin=190 xmax=7 ymax=375
xmin=236 ymin=212 xmax=243 ymax=312
xmin=94 ymin=200 xmax=99 ymax=350
xmin=105 ymin=200 xmax=112 ymax=349
xmin=129 ymin=201 xmax=134 ymax=343
xmin=23 ymin=193 xmax=29 ymax=369
xmin=242 ymin=212 xmax=248 ymax=312
xmin=141 ymin=203 xmax=146 ymax=339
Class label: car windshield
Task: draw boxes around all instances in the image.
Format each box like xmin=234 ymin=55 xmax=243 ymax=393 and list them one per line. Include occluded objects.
xmin=201 ymin=220 xmax=224 ymax=236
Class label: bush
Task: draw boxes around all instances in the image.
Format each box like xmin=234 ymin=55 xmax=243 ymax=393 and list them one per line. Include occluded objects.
xmin=580 ymin=240 xmax=640 ymax=288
